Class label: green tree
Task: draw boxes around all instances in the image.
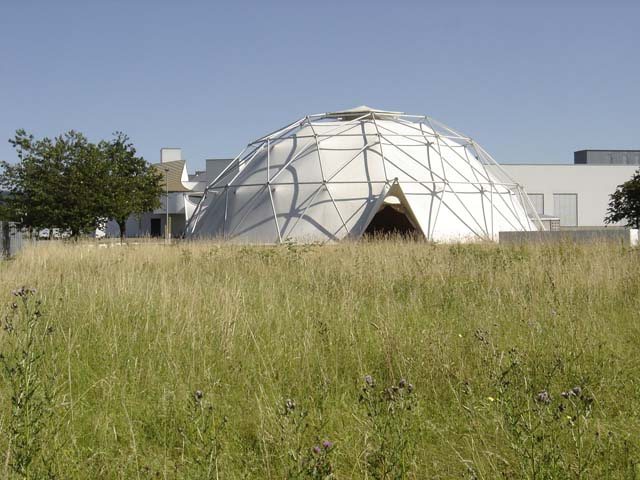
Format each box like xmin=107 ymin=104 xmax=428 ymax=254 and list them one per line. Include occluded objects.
xmin=99 ymin=132 xmax=163 ymax=242
xmin=0 ymin=130 xmax=104 ymax=237
xmin=605 ymin=169 xmax=640 ymax=229
xmin=1 ymin=130 xmax=161 ymax=240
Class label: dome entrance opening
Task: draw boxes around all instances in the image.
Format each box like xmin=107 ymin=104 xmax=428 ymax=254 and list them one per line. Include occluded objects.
xmin=363 ymin=188 xmax=423 ymax=239
xmin=363 ymin=205 xmax=421 ymax=238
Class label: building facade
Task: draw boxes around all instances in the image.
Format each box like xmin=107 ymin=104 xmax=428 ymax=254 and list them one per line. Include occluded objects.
xmin=103 ymin=148 xmax=208 ymax=238
xmin=502 ymin=163 xmax=637 ymax=228
xmin=108 ymin=148 xmax=639 ymax=238
xmin=502 ymin=150 xmax=640 ymax=228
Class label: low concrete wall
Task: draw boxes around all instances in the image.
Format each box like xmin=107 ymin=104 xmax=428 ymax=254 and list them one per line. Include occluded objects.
xmin=499 ymin=229 xmax=639 ymax=246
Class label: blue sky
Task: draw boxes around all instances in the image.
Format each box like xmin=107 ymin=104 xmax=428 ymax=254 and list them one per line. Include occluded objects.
xmin=1 ymin=1 xmax=638 ymax=171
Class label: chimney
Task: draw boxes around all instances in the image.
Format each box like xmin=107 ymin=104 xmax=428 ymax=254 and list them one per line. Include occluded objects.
xmin=160 ymin=148 xmax=182 ymax=163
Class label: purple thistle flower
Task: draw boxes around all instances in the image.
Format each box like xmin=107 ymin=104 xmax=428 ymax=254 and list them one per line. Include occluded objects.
xmin=535 ymin=390 xmax=551 ymax=404
xmin=561 ymin=386 xmax=582 ymax=399
xmin=322 ymin=440 xmax=333 ymax=450
xmin=312 ymin=445 xmax=321 ymax=455
xmin=11 ymin=286 xmax=36 ymax=297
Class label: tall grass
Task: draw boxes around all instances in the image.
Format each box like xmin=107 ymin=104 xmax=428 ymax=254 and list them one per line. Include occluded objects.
xmin=0 ymin=239 xmax=639 ymax=478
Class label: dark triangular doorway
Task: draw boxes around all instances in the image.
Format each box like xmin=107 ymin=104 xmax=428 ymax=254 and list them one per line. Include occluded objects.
xmin=363 ymin=183 xmax=424 ymax=239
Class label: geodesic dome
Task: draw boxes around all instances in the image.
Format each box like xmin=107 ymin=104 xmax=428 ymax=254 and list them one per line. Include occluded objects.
xmin=185 ymin=106 xmax=541 ymax=243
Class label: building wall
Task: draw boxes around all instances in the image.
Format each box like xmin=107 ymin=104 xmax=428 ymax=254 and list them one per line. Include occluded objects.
xmin=502 ymin=164 xmax=637 ymax=227
xmin=105 ymin=213 xmax=185 ymax=238
xmin=206 ymin=158 xmax=235 ymax=184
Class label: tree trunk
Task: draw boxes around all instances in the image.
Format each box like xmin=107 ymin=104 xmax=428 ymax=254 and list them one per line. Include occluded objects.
xmin=118 ymin=220 xmax=126 ymax=244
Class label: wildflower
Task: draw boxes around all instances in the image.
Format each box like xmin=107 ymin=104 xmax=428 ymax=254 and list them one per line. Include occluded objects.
xmin=487 ymin=396 xmax=495 ymax=402
xmin=398 ymin=378 xmax=407 ymax=389
xmin=535 ymin=390 xmax=551 ymax=405
xmin=561 ymin=386 xmax=582 ymax=399
xmin=474 ymin=329 xmax=489 ymax=344
xmin=284 ymin=398 xmax=296 ymax=412
xmin=11 ymin=286 xmax=36 ymax=297
xmin=458 ymin=333 xmax=463 ymax=338
xmin=364 ymin=375 xmax=374 ymax=386
xmin=194 ymin=390 xmax=204 ymax=402
xmin=312 ymin=445 xmax=321 ymax=455
xmin=322 ymin=440 xmax=333 ymax=450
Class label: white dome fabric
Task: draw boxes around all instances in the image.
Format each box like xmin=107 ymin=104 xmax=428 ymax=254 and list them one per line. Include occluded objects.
xmin=185 ymin=107 xmax=541 ymax=243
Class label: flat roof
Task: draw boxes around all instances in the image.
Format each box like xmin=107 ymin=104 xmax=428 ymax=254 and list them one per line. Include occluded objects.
xmin=574 ymin=149 xmax=640 ymax=153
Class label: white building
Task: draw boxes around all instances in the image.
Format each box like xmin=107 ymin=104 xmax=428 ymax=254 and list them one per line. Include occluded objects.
xmin=502 ymin=163 xmax=637 ymax=228
xmin=500 ymin=149 xmax=640 ymax=228
xmin=103 ymin=148 xmax=206 ymax=238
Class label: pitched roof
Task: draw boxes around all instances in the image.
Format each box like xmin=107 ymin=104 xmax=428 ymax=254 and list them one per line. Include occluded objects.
xmin=154 ymin=160 xmax=190 ymax=192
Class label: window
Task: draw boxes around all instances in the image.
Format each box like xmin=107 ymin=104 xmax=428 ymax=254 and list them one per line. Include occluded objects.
xmin=527 ymin=193 xmax=544 ymax=215
xmin=553 ymin=194 xmax=578 ymax=226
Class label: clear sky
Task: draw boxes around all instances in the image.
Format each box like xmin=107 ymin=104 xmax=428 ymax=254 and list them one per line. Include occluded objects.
xmin=1 ymin=1 xmax=638 ymax=171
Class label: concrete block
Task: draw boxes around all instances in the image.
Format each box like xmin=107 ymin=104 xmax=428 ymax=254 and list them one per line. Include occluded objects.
xmin=499 ymin=229 xmax=639 ymax=246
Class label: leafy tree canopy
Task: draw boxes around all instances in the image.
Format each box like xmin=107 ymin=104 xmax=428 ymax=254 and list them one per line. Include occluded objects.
xmin=605 ymin=169 xmax=640 ymax=229
xmin=0 ymin=130 xmax=162 ymax=239
xmin=99 ymin=132 xmax=163 ymax=240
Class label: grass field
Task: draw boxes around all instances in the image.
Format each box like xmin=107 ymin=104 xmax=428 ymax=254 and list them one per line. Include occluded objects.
xmin=0 ymin=240 xmax=639 ymax=479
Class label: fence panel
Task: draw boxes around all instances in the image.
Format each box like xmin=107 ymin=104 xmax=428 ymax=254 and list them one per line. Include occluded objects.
xmin=1 ymin=222 xmax=25 ymax=258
